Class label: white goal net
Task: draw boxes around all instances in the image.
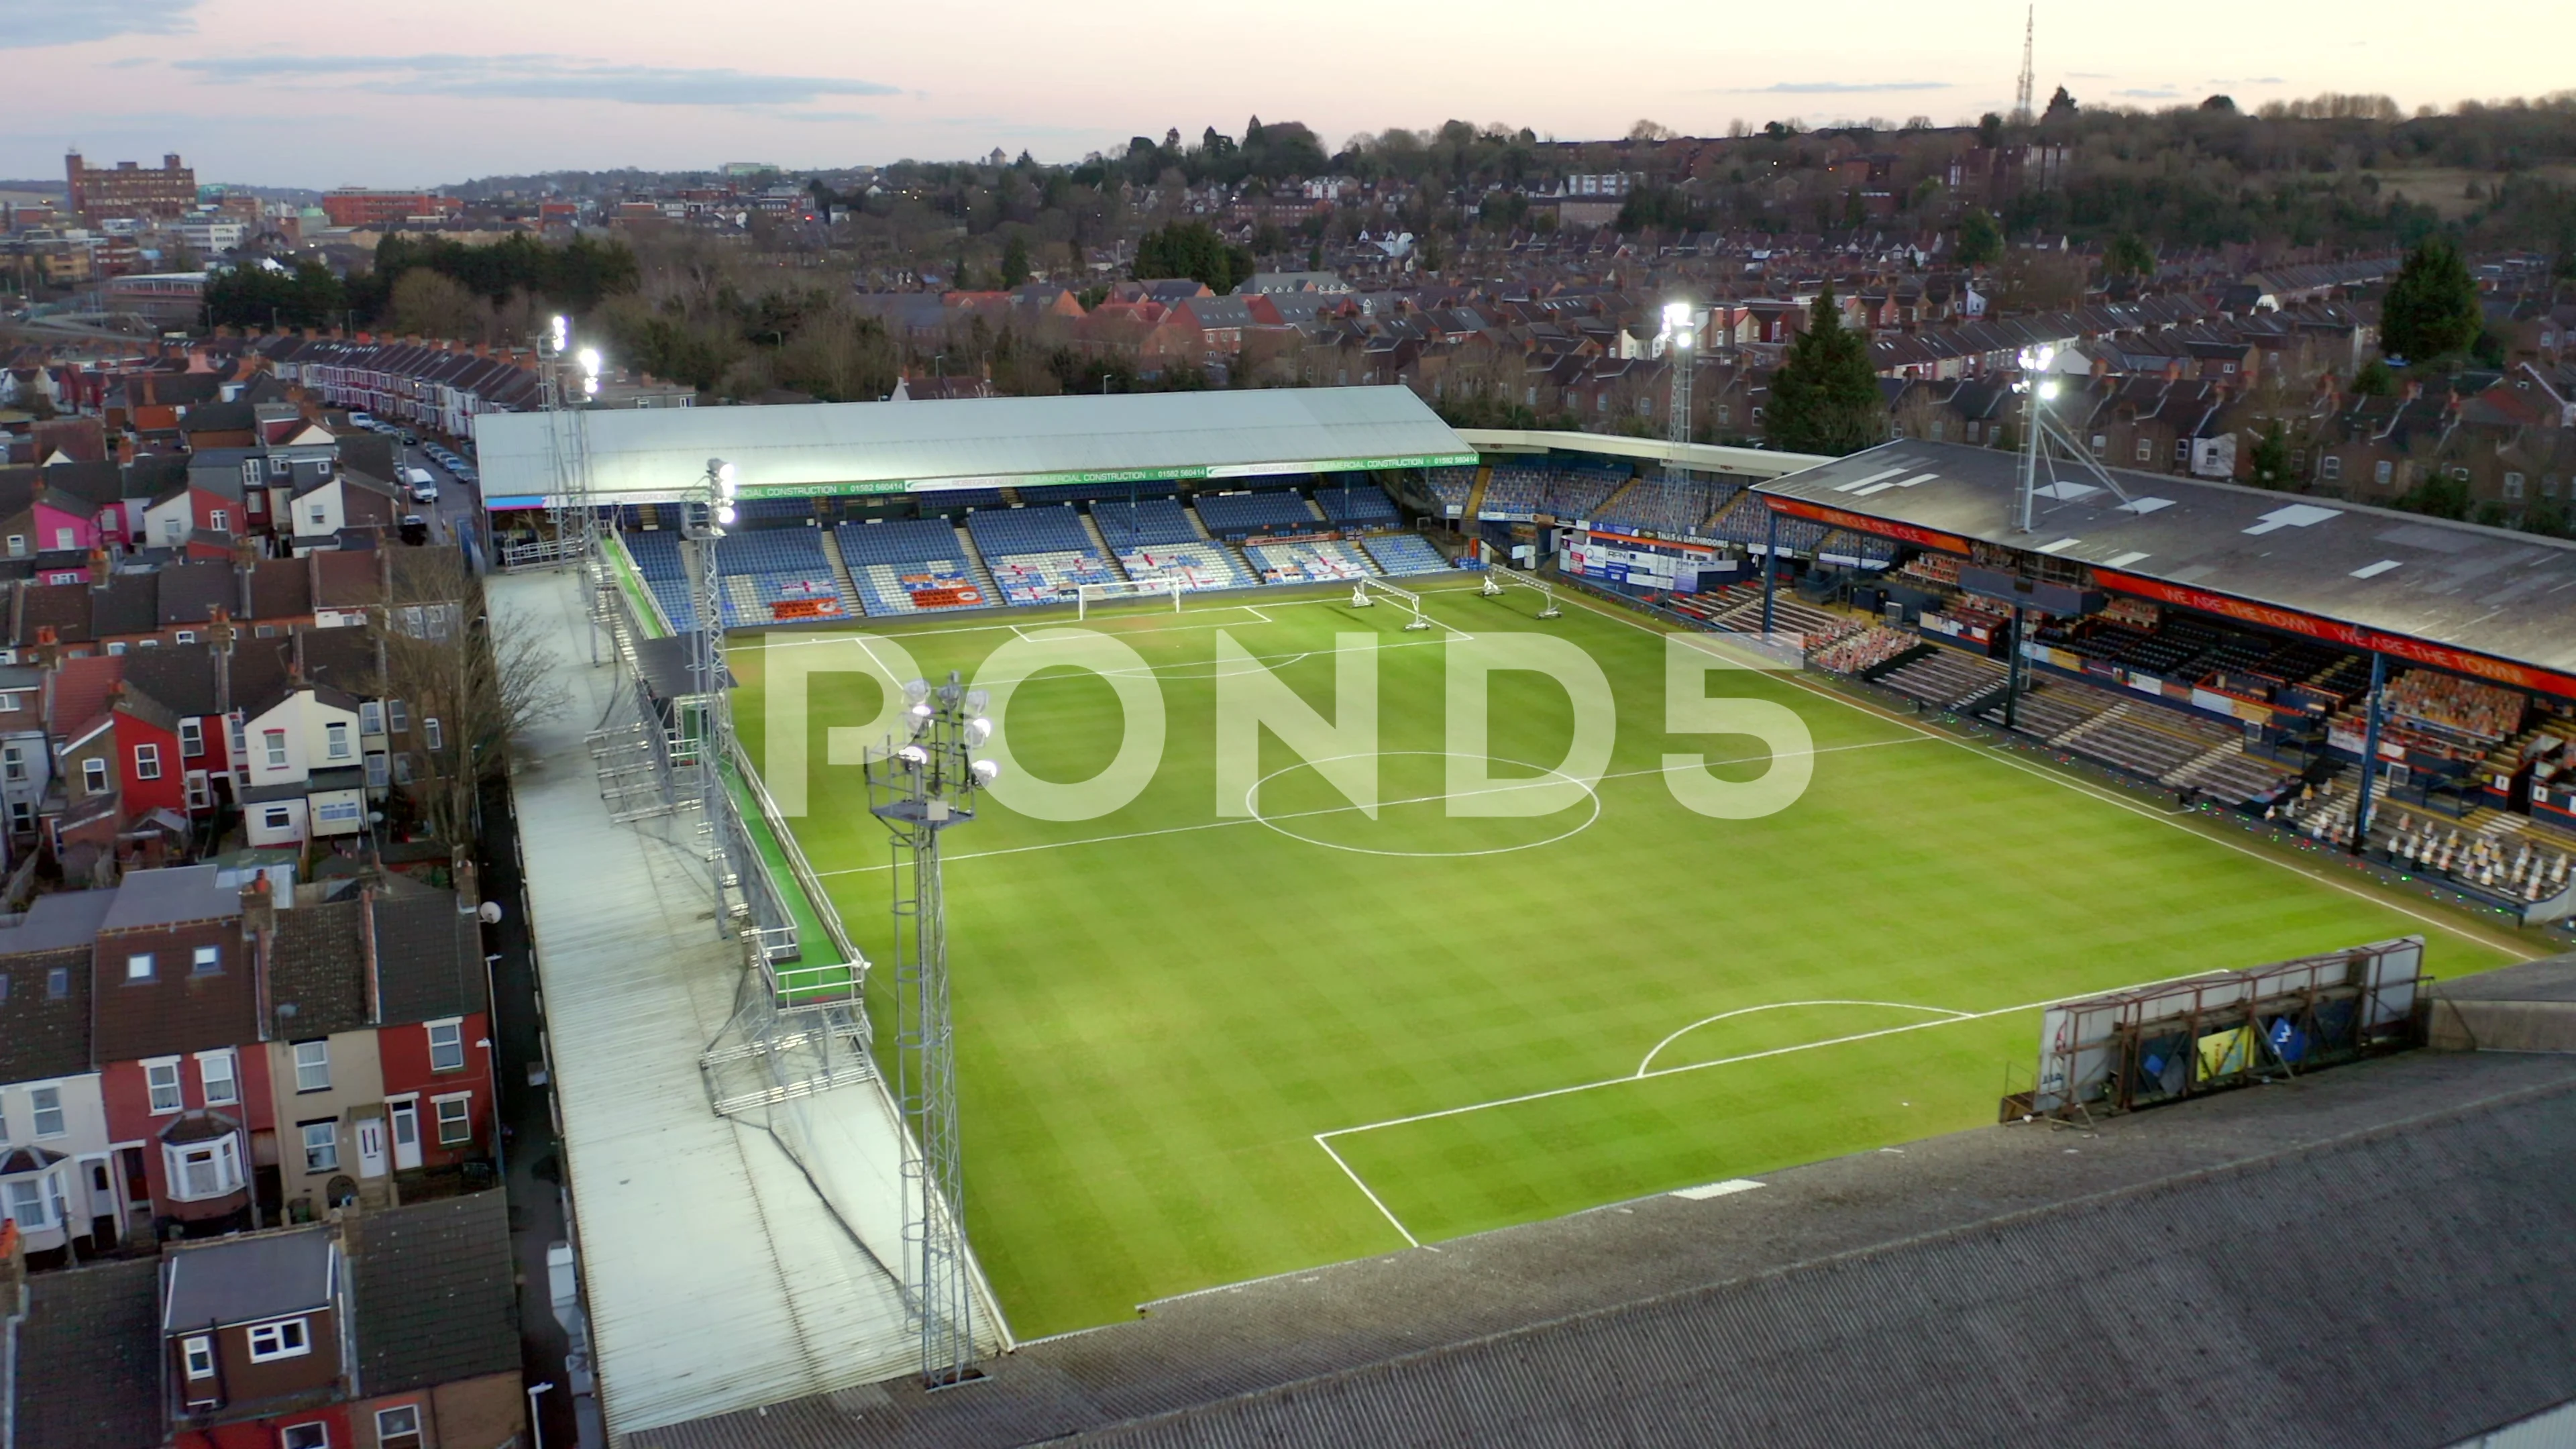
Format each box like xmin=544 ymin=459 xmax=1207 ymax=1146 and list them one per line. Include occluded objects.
xmin=1075 ymin=577 xmax=1185 ymax=618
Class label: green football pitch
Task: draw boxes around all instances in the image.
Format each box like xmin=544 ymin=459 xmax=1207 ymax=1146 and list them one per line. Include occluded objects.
xmin=731 ymin=579 xmax=2532 ymax=1341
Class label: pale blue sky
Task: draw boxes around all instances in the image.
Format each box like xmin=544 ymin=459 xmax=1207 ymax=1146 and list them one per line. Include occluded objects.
xmin=1 ymin=0 xmax=2565 ymax=188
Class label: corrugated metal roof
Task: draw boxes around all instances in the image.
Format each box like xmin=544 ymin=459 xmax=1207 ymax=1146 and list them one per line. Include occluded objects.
xmin=1754 ymin=440 xmax=2576 ymax=679
xmin=491 ymin=569 xmax=931 ymax=1437
xmin=476 ymin=387 xmax=1474 ymax=506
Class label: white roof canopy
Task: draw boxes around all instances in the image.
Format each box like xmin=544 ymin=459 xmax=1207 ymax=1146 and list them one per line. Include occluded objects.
xmin=477 ymin=386 xmax=1474 ymax=506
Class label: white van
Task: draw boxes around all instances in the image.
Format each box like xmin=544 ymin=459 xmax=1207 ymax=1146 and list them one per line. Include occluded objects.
xmin=405 ymin=467 xmax=439 ymax=503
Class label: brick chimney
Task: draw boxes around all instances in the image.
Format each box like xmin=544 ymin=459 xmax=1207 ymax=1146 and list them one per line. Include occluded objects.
xmin=87 ymin=548 xmax=109 ymax=591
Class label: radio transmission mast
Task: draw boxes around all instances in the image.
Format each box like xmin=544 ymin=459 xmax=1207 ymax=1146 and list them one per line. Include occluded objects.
xmin=2012 ymin=5 xmax=2036 ymax=127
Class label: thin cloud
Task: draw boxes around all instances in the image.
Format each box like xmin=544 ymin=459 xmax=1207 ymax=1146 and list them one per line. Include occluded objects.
xmin=2114 ymin=89 xmax=2182 ymax=99
xmin=1729 ymin=80 xmax=1953 ymax=95
xmin=172 ymin=53 xmax=898 ymax=108
xmin=0 ymin=0 xmax=203 ymax=47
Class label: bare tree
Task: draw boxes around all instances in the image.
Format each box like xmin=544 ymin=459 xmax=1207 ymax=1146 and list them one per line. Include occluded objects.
xmin=371 ymin=549 xmax=570 ymax=849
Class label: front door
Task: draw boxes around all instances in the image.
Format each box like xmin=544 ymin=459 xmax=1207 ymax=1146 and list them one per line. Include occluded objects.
xmin=388 ymin=1099 xmax=422 ymax=1171
xmin=356 ymin=1117 xmax=388 ymax=1178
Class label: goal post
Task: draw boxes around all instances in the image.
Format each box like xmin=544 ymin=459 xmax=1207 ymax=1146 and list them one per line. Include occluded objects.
xmin=1075 ymin=576 xmax=1185 ymax=619
xmin=1478 ymin=568 xmax=1562 ymax=619
xmin=1352 ymin=574 xmax=1434 ymax=631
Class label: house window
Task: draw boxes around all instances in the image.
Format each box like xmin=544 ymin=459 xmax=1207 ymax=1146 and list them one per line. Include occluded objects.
xmin=3 ymin=537 xmax=20 ymax=557
xmin=423 ymin=718 xmax=441 ymax=752
xmin=45 ymin=966 xmax=66 ymax=999
xmin=374 ymin=1406 xmax=423 ymax=1449
xmin=366 ymin=754 xmax=389 ymax=788
xmin=428 ymin=1019 xmax=466 ymax=1072
xmin=294 ymin=1039 xmax=330 ymax=1092
xmin=301 ymin=1120 xmax=339 ymax=1173
xmin=388 ymin=700 xmax=409 ymax=733
xmin=210 ymin=510 xmax=229 ymax=532
xmin=83 ymin=758 xmax=108 ymax=794
xmin=182 ymin=1335 xmax=215 ymax=1380
xmin=179 ymin=719 xmax=204 ymax=757
xmin=282 ymin=1424 xmax=329 ymax=1449
xmin=1929 ymin=421 xmax=1945 ymax=441
xmin=199 ymin=1049 xmax=238 ymax=1106
xmin=308 ymin=504 xmax=327 ymax=527
xmin=146 ymin=1059 xmax=184 ymax=1112
xmin=2375 ymin=460 xmax=2394 ymax=486
xmin=392 ymin=755 xmax=414 ymax=785
xmin=3 ymin=1178 xmax=50 ymax=1231
xmin=2321 ymin=455 xmax=2341 ymax=481
xmin=2089 ymin=434 xmax=2106 ymax=454
xmin=30 ymin=1085 xmax=63 ymax=1136
xmin=2175 ymin=438 xmax=2191 ymax=464
xmin=168 ymin=1138 xmax=243 ymax=1199
xmin=433 ymin=1093 xmax=474 ymax=1146
xmin=186 ymin=772 xmax=212 ymax=810
xmin=192 ymin=944 xmax=221 ymax=975
xmin=2505 ymin=472 xmax=2525 ymax=500
xmin=1 ymin=745 xmax=22 ymax=783
xmin=174 ymin=630 xmax=196 ymax=645
xmin=315 ymin=799 xmax=362 ymax=826
xmin=230 ymin=715 xmax=247 ymax=757
xmin=52 ymin=528 xmax=73 ymax=551
xmin=264 ymin=729 xmax=288 ymax=769
xmin=127 ymin=952 xmax=156 ymax=981
xmin=106 ymin=643 xmax=125 ymax=657
xmin=263 ymin=806 xmax=295 ymax=832
xmin=325 ymin=722 xmax=352 ymax=759
xmin=8 ymin=801 xmax=26 ymax=833
xmin=2135 ymin=438 xmax=2153 ymax=462
xmin=360 ymin=702 xmax=382 ymax=734
xmin=135 ymin=743 xmax=161 ymax=781
xmin=246 ymin=1317 xmax=311 ymax=1363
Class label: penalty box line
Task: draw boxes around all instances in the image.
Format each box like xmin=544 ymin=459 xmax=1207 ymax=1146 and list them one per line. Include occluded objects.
xmin=806 ymin=737 xmax=1934 ymax=877
xmin=1307 ymin=961 xmax=2260 ymax=1245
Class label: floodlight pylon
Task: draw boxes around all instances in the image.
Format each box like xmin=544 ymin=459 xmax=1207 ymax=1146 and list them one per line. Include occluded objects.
xmin=867 ymin=672 xmax=998 ymax=1389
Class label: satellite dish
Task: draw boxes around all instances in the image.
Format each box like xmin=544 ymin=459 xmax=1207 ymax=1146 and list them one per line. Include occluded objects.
xmin=477 ymin=901 xmax=504 ymax=925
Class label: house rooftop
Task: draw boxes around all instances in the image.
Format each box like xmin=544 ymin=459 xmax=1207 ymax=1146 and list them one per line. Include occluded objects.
xmin=100 ymin=863 xmax=239 ymax=932
xmin=162 ymin=1225 xmax=337 ymax=1332
xmin=354 ymin=1191 xmax=521 ymax=1394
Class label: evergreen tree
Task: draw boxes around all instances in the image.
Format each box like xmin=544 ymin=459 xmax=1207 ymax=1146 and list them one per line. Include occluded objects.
xmin=1766 ymin=283 xmax=1884 ymax=455
xmin=2247 ymin=421 xmax=2293 ymax=488
xmin=1957 ymin=208 xmax=2003 ymax=267
xmin=2104 ymin=231 xmax=2155 ymax=280
xmin=2380 ymin=234 xmax=2481 ymax=363
xmin=1000 ymin=233 xmax=1030 ymax=290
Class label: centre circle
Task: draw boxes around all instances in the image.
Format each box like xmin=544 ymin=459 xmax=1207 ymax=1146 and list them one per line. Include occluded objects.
xmin=1243 ymin=750 xmax=1602 ymax=857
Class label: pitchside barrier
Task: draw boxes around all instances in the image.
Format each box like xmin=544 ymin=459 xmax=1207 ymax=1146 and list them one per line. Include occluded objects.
xmin=2010 ymin=936 xmax=2426 ymax=1122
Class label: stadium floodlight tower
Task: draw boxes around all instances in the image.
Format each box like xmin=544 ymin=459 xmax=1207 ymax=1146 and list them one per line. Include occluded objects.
xmin=686 ymin=458 xmax=741 ymax=932
xmin=1660 ymin=301 xmax=1696 ymax=450
xmin=2010 ymin=343 xmax=2131 ymax=533
xmin=539 ymin=314 xmax=608 ymax=658
xmin=867 ymin=674 xmax=1001 ymax=1389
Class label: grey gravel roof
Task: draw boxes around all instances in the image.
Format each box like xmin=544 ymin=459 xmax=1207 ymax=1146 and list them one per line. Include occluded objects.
xmin=637 ymin=1049 xmax=2576 ymax=1449
xmin=15 ymin=1260 xmax=162 ymax=1449
xmin=1754 ymin=439 xmax=2576 ymax=679
xmin=162 ymin=1224 xmax=337 ymax=1331
xmin=354 ymin=1189 xmax=521 ymax=1394
xmin=99 ymin=864 xmax=237 ymax=932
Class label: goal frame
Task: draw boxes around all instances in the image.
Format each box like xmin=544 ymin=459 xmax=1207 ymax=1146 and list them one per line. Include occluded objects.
xmin=1356 ymin=574 xmax=1435 ymax=631
xmin=1075 ymin=577 xmax=1185 ymax=619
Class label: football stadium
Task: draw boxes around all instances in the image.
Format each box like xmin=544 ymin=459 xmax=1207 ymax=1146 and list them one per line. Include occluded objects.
xmin=474 ymin=387 xmax=2575 ymax=1442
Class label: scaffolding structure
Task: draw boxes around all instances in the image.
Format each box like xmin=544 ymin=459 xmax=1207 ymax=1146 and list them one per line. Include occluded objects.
xmin=865 ymin=674 xmax=1000 ymax=1389
xmin=537 ymin=314 xmax=612 ymax=661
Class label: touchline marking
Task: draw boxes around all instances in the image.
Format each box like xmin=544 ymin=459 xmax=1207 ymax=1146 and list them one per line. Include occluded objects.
xmin=1635 ymin=1000 xmax=1973 ymax=1077
xmin=755 ymin=582 xmax=1493 ymax=647
xmin=1552 ymin=590 xmax=2541 ymax=961
xmin=1316 ymin=962 xmax=2244 ymax=1145
xmin=1314 ymin=1132 xmax=1419 ymax=1248
xmin=807 ymin=737 xmax=1931 ymax=875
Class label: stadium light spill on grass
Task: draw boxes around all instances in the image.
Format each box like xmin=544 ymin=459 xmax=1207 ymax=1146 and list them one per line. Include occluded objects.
xmin=734 ymin=580 xmax=2541 ymax=1338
